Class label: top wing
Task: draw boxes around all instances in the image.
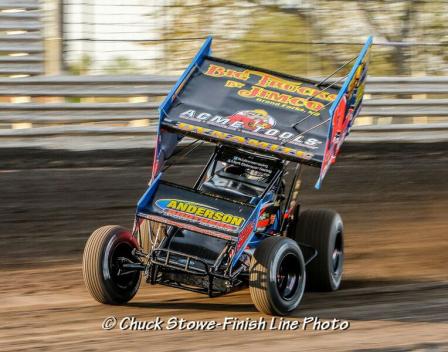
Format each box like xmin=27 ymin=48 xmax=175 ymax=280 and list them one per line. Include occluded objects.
xmin=315 ymin=36 xmax=373 ymax=189
xmin=160 ymin=38 xmax=339 ymax=166
xmin=154 ymin=36 xmax=372 ymax=186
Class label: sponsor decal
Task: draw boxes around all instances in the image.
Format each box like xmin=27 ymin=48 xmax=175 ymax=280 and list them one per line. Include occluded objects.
xmin=175 ymin=121 xmax=315 ymax=160
xmin=178 ymin=110 xmax=322 ymax=151
xmin=227 ymin=155 xmax=272 ymax=175
xmin=203 ymin=63 xmax=337 ymax=116
xmin=227 ymin=109 xmax=276 ymax=131
xmin=204 ymin=63 xmax=337 ymax=104
xmin=140 ymin=214 xmax=234 ymax=241
xmin=236 ymin=221 xmax=255 ymax=252
xmin=237 ymin=86 xmax=324 ymax=114
xmin=155 ymin=199 xmax=245 ymax=232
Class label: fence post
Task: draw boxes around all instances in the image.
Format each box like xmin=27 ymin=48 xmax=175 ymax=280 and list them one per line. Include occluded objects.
xmin=42 ymin=0 xmax=62 ymax=76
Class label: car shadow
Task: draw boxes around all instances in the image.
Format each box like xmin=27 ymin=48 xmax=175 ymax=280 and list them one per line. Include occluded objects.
xmin=127 ymin=300 xmax=256 ymax=313
xmin=290 ymin=278 xmax=448 ymax=323
xmin=128 ymin=277 xmax=448 ymax=324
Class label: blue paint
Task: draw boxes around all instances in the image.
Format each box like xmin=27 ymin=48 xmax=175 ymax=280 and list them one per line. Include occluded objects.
xmin=136 ymin=173 xmax=162 ymax=212
xmin=230 ymin=193 xmax=275 ymax=267
xmin=158 ymin=36 xmax=213 ymax=120
xmin=152 ymin=36 xmax=213 ymax=180
xmin=315 ymin=36 xmax=373 ymax=190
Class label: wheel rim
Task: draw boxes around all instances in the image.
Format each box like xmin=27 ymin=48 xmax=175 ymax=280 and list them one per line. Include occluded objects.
xmin=332 ymin=231 xmax=343 ymax=277
xmin=108 ymin=242 xmax=140 ymax=291
xmin=276 ymin=253 xmax=302 ymax=300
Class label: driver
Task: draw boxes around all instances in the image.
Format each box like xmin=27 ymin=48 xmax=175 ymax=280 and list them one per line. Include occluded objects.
xmin=223 ymin=165 xmax=245 ymax=177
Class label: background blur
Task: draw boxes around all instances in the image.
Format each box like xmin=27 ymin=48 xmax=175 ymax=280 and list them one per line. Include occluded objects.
xmin=1 ymin=0 xmax=447 ymax=147
xmin=61 ymin=0 xmax=448 ymax=77
xmin=2 ymin=0 xmax=448 ymax=77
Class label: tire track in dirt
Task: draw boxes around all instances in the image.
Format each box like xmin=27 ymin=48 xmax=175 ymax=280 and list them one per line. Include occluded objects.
xmin=0 ymin=144 xmax=447 ymax=351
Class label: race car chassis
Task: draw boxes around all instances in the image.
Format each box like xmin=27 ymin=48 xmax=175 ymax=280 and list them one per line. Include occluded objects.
xmin=118 ymin=238 xmax=247 ymax=297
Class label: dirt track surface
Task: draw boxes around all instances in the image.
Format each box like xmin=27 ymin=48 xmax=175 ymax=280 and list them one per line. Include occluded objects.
xmin=0 ymin=143 xmax=447 ymax=351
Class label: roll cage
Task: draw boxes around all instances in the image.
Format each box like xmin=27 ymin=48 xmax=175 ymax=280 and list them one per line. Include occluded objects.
xmin=196 ymin=145 xmax=284 ymax=204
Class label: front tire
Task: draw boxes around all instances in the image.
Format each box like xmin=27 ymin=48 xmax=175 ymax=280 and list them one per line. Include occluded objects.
xmin=83 ymin=225 xmax=141 ymax=304
xmin=249 ymin=236 xmax=306 ymax=316
xmin=291 ymin=209 xmax=344 ymax=291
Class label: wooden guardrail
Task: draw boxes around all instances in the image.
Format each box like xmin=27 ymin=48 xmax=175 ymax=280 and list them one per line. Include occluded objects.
xmin=0 ymin=75 xmax=447 ymax=141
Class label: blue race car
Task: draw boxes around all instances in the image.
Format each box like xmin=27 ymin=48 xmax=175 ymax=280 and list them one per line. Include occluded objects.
xmin=83 ymin=36 xmax=372 ymax=315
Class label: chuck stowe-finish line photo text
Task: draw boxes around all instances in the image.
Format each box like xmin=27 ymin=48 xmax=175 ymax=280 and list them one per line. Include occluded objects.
xmin=102 ymin=316 xmax=351 ymax=332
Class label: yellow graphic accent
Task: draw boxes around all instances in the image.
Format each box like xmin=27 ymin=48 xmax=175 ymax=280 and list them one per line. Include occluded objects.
xmin=163 ymin=199 xmax=245 ymax=228
xmin=255 ymin=73 xmax=336 ymax=102
xmin=252 ymin=109 xmax=268 ymax=116
xmin=205 ymin=64 xmax=250 ymax=81
xmin=177 ymin=122 xmax=314 ymax=160
xmin=237 ymin=86 xmax=324 ymax=113
xmin=204 ymin=63 xmax=337 ymax=105
xmin=225 ymin=80 xmax=245 ymax=88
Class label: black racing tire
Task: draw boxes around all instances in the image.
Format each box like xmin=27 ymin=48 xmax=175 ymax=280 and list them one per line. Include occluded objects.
xmin=249 ymin=236 xmax=306 ymax=316
xmin=293 ymin=209 xmax=344 ymax=291
xmin=83 ymin=225 xmax=141 ymax=304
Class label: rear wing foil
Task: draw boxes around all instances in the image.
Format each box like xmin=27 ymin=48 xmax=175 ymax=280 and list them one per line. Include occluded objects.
xmin=315 ymin=36 xmax=373 ymax=189
xmin=154 ymin=36 xmax=372 ymax=188
xmin=160 ymin=41 xmax=340 ymax=167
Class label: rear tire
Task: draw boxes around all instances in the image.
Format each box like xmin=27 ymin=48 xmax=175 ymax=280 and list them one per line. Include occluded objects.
xmin=249 ymin=236 xmax=306 ymax=316
xmin=83 ymin=225 xmax=141 ymax=304
xmin=291 ymin=209 xmax=344 ymax=291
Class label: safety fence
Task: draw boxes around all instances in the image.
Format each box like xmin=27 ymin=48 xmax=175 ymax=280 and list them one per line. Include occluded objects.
xmin=0 ymin=75 xmax=447 ymax=142
xmin=0 ymin=0 xmax=44 ymax=76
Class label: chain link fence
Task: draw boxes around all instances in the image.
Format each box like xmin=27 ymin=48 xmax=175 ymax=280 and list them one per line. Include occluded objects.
xmin=61 ymin=0 xmax=448 ymax=76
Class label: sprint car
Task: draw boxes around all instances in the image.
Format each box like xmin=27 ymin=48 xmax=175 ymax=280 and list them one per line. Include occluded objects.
xmin=83 ymin=36 xmax=372 ymax=315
